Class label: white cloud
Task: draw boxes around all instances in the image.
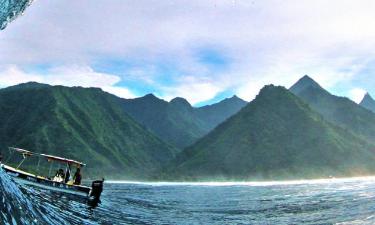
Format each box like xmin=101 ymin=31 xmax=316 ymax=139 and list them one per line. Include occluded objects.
xmin=101 ymin=86 xmax=136 ymax=99
xmin=0 ymin=65 xmax=44 ymax=86
xmin=2 ymin=0 xmax=375 ymax=102
xmin=47 ymin=65 xmax=121 ymax=87
xmin=349 ymin=88 xmax=367 ymax=103
xmin=0 ymin=65 xmax=136 ymax=99
xmin=160 ymin=76 xmax=222 ymax=105
xmin=235 ymin=54 xmax=369 ymax=101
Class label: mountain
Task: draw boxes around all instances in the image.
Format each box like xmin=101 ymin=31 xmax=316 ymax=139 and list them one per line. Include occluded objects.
xmin=121 ymin=95 xmax=206 ymax=149
xmin=196 ymin=95 xmax=247 ymax=130
xmin=121 ymin=94 xmax=247 ymax=149
xmin=360 ymin=92 xmax=375 ymax=113
xmin=290 ymin=75 xmax=324 ymax=94
xmin=0 ymin=83 xmax=176 ymax=179
xmin=290 ymin=75 xmax=375 ymax=143
xmin=168 ymin=85 xmax=375 ymax=180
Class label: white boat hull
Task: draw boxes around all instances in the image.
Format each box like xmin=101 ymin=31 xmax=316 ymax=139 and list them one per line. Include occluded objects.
xmin=10 ymin=175 xmax=89 ymax=197
xmin=1 ymin=164 xmax=91 ymax=198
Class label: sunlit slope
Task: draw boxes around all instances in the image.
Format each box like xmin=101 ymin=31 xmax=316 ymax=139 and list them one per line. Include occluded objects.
xmin=170 ymin=85 xmax=375 ymax=180
xmin=0 ymin=83 xmax=176 ymax=178
xmin=290 ymin=75 xmax=375 ymax=143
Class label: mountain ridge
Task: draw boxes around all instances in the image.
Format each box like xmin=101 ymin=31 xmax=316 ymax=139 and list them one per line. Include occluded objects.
xmin=290 ymin=76 xmax=375 ymax=144
xmin=121 ymin=92 xmax=247 ymax=149
xmin=168 ymin=85 xmax=375 ymax=180
xmin=0 ymin=83 xmax=177 ymax=179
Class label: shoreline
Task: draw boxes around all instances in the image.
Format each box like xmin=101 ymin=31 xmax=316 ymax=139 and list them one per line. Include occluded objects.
xmin=105 ymin=175 xmax=375 ymax=186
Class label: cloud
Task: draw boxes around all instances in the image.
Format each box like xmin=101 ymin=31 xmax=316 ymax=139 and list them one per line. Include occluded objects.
xmin=47 ymin=65 xmax=121 ymax=87
xmin=160 ymin=76 xmax=222 ymax=105
xmin=235 ymin=53 xmax=369 ymax=101
xmin=349 ymin=88 xmax=367 ymax=103
xmin=0 ymin=65 xmax=136 ymax=99
xmin=101 ymin=86 xmax=136 ymax=99
xmin=0 ymin=65 xmax=44 ymax=86
xmin=2 ymin=0 xmax=375 ymax=103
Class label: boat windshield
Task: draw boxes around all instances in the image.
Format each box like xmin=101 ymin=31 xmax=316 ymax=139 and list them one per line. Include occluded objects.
xmin=3 ymin=147 xmax=85 ymax=181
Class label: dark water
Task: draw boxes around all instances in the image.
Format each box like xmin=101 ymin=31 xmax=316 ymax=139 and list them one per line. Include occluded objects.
xmin=2 ymin=169 xmax=375 ymax=225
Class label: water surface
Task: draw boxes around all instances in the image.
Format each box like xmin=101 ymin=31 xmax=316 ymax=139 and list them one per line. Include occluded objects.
xmin=2 ymin=171 xmax=375 ymax=224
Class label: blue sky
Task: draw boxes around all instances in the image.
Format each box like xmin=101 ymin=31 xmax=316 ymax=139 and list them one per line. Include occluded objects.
xmin=1 ymin=0 xmax=375 ymax=105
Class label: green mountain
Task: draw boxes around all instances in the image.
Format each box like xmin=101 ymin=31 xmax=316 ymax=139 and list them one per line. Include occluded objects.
xmin=360 ymin=92 xmax=375 ymax=113
xmin=168 ymin=85 xmax=375 ymax=180
xmin=290 ymin=75 xmax=375 ymax=143
xmin=121 ymin=94 xmax=246 ymax=149
xmin=196 ymin=95 xmax=247 ymax=130
xmin=0 ymin=83 xmax=176 ymax=179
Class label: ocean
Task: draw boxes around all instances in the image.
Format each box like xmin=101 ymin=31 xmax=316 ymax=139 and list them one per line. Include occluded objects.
xmin=2 ymin=169 xmax=375 ymax=224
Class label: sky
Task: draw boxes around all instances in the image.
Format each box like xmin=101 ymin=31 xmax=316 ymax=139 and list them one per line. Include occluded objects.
xmin=1 ymin=0 xmax=375 ymax=106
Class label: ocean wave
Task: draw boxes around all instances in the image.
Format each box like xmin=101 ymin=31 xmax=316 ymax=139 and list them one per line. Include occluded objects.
xmin=0 ymin=166 xmax=67 ymax=225
xmin=0 ymin=0 xmax=33 ymax=30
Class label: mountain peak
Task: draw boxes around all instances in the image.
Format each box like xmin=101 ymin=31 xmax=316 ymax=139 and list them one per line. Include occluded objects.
xmin=131 ymin=93 xmax=167 ymax=105
xmin=301 ymin=74 xmax=314 ymax=81
xmin=139 ymin=93 xmax=166 ymax=101
xmin=290 ymin=75 xmax=323 ymax=94
xmin=258 ymin=84 xmax=282 ymax=95
xmin=255 ymin=85 xmax=292 ymax=102
xmin=143 ymin=93 xmax=158 ymax=99
xmin=218 ymin=95 xmax=246 ymax=105
xmin=295 ymin=75 xmax=321 ymax=87
xmin=4 ymin=82 xmax=50 ymax=91
xmin=170 ymin=97 xmax=191 ymax=107
xmin=360 ymin=92 xmax=375 ymax=113
xmin=364 ymin=92 xmax=372 ymax=99
xmin=229 ymin=95 xmax=245 ymax=102
xmin=360 ymin=92 xmax=374 ymax=104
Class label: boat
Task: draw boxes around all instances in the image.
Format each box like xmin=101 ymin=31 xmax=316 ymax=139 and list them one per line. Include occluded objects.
xmin=0 ymin=147 xmax=104 ymax=203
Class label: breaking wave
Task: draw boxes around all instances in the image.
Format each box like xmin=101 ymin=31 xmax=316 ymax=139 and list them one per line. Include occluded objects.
xmin=0 ymin=0 xmax=33 ymax=30
xmin=0 ymin=167 xmax=40 ymax=224
xmin=0 ymin=167 xmax=69 ymax=224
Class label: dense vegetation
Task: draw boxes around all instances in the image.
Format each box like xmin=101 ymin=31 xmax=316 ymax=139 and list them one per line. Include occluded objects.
xmin=121 ymin=94 xmax=246 ymax=149
xmin=168 ymin=85 xmax=375 ymax=180
xmin=3 ymin=78 xmax=375 ymax=181
xmin=0 ymin=82 xmax=176 ymax=179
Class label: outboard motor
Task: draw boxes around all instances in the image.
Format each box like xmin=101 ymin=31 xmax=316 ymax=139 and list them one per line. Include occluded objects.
xmin=89 ymin=179 xmax=104 ymax=205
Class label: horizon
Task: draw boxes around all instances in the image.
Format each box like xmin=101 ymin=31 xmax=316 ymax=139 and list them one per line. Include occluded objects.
xmin=3 ymin=74 xmax=372 ymax=107
xmin=2 ymin=1 xmax=375 ymax=106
